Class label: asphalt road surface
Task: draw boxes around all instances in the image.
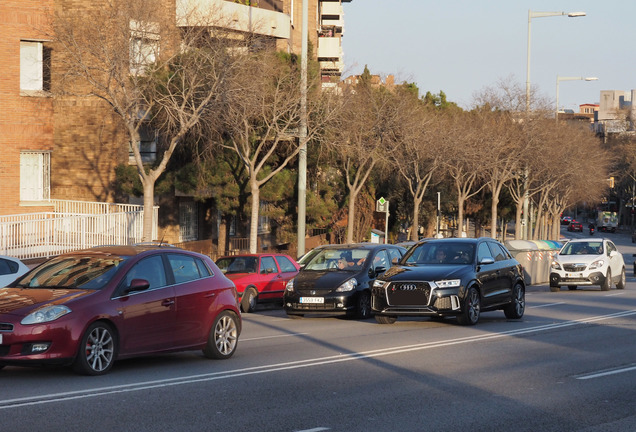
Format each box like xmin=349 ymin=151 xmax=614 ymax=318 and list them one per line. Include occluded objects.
xmin=2 ymin=228 xmax=635 ymax=432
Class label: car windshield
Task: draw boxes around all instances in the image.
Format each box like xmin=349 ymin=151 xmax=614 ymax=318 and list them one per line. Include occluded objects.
xmin=216 ymin=256 xmax=258 ymax=274
xmin=404 ymin=242 xmax=475 ymax=265
xmin=14 ymin=255 xmax=126 ymax=290
xmin=304 ymin=248 xmax=369 ymax=271
xmin=560 ymin=241 xmax=603 ymax=256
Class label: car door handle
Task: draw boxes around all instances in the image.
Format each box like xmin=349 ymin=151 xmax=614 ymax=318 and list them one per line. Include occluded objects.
xmin=162 ymin=299 xmax=175 ymax=307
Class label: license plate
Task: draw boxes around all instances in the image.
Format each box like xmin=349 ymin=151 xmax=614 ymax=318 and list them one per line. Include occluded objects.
xmin=300 ymin=297 xmax=324 ymax=304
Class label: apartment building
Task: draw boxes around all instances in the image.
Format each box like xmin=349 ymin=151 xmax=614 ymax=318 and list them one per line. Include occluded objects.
xmin=0 ymin=0 xmax=55 ymax=216
xmin=0 ymin=0 xmax=353 ymax=255
xmin=594 ymin=90 xmax=636 ymax=135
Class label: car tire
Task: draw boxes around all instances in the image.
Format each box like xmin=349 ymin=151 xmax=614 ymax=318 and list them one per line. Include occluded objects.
xmin=355 ymin=291 xmax=372 ymax=319
xmin=72 ymin=321 xmax=117 ymax=376
xmin=457 ymin=286 xmax=480 ymax=326
xmin=617 ymin=268 xmax=626 ymax=290
xmin=375 ymin=314 xmax=397 ymax=324
xmin=601 ymin=269 xmax=611 ymax=291
xmin=567 ymin=285 xmax=577 ymax=291
xmin=241 ymin=287 xmax=258 ymax=313
xmin=203 ymin=311 xmax=239 ymax=360
xmin=286 ymin=313 xmax=304 ymax=319
xmin=503 ymin=283 xmax=525 ymax=319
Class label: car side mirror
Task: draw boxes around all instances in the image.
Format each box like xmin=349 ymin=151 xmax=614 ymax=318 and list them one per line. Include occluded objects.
xmin=479 ymin=257 xmax=495 ymax=265
xmin=126 ymin=278 xmax=150 ymax=294
xmin=374 ymin=265 xmax=387 ymax=276
xmin=610 ymin=250 xmax=618 ymax=257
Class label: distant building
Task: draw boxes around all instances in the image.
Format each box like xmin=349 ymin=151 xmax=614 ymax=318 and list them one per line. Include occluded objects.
xmin=557 ymin=103 xmax=598 ymax=123
xmin=594 ymin=90 xmax=636 ymax=135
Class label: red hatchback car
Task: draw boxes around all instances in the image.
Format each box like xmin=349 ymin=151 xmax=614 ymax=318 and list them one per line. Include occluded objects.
xmin=567 ymin=221 xmax=583 ymax=232
xmin=215 ymin=253 xmax=300 ymax=313
xmin=0 ymin=245 xmax=241 ymax=375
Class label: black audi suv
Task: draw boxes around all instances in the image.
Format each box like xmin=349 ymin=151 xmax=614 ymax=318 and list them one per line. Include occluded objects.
xmin=371 ymin=238 xmax=525 ymax=325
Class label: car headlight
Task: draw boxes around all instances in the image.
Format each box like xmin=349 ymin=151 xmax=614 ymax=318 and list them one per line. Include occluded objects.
xmin=285 ymin=279 xmax=295 ymax=292
xmin=336 ymin=278 xmax=358 ymax=292
xmin=435 ymin=279 xmax=461 ymax=288
xmin=551 ymin=260 xmax=562 ymax=270
xmin=21 ymin=305 xmax=71 ymax=325
xmin=589 ymin=259 xmax=605 ymax=270
xmin=373 ymin=280 xmax=386 ymax=288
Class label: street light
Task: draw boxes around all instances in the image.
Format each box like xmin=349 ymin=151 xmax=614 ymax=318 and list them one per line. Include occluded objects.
xmin=523 ymin=9 xmax=585 ymax=240
xmin=555 ymin=75 xmax=598 ymax=121
xmin=297 ymin=0 xmax=308 ymax=258
xmin=525 ymin=10 xmax=586 ymax=113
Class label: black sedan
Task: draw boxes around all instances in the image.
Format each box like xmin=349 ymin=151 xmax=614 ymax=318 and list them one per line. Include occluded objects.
xmin=283 ymin=243 xmax=406 ymax=319
xmin=371 ymin=238 xmax=525 ymax=325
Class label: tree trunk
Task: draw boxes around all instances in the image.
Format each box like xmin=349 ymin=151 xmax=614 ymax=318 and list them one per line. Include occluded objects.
xmin=515 ymin=199 xmax=523 ymax=240
xmin=218 ymin=216 xmax=228 ymax=257
xmin=249 ymin=181 xmax=260 ymax=253
xmin=457 ymin=196 xmax=466 ymax=238
xmin=347 ymin=190 xmax=357 ymax=244
xmin=490 ymin=194 xmax=499 ymax=239
xmin=411 ymin=197 xmax=422 ymax=241
xmin=142 ymin=181 xmax=155 ymax=242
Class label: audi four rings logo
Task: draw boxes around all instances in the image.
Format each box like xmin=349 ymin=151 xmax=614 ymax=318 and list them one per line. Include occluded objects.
xmin=399 ymin=284 xmax=417 ymax=291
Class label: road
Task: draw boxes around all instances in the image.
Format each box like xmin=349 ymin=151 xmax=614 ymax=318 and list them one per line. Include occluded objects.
xmin=1 ymin=228 xmax=636 ymax=432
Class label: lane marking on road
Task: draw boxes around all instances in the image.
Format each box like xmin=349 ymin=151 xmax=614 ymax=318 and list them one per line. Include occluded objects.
xmin=295 ymin=428 xmax=330 ymax=432
xmin=241 ymin=332 xmax=309 ymax=342
xmin=528 ymin=302 xmax=565 ymax=309
xmin=2 ymin=309 xmax=636 ymax=410
xmin=574 ymin=363 xmax=636 ymax=380
xmin=604 ymin=292 xmax=626 ymax=297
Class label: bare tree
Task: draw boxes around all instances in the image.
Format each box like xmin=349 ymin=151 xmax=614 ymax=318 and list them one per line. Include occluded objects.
xmin=50 ymin=0 xmax=245 ymax=241
xmin=327 ymin=83 xmax=402 ymax=243
xmin=441 ymin=111 xmax=487 ymax=237
xmin=391 ymin=96 xmax=440 ymax=241
xmin=214 ymin=51 xmax=336 ymax=253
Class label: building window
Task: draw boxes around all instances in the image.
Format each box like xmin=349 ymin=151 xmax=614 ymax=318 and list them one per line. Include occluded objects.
xmin=179 ymin=202 xmax=198 ymax=242
xmin=20 ymin=151 xmax=51 ymax=201
xmin=130 ymin=20 xmax=160 ymax=75
xmin=20 ymin=41 xmax=51 ymax=94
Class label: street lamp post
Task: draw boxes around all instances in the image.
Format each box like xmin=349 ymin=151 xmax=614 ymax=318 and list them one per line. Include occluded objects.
xmin=523 ymin=9 xmax=586 ymax=240
xmin=297 ymin=0 xmax=308 ymax=258
xmin=555 ymin=75 xmax=598 ymax=121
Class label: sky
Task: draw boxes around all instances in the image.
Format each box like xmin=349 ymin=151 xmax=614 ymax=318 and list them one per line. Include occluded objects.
xmin=342 ymin=0 xmax=636 ymax=111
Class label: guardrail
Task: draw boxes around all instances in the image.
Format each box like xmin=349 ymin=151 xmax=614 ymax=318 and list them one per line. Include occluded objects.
xmin=0 ymin=201 xmax=158 ymax=260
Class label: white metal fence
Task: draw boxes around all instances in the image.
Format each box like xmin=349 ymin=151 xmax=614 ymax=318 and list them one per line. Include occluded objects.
xmin=0 ymin=200 xmax=158 ymax=260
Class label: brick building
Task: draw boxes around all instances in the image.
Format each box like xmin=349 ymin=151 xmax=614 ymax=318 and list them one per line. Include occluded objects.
xmin=0 ymin=0 xmax=352 ymax=256
xmin=1 ymin=0 xmax=55 ymax=215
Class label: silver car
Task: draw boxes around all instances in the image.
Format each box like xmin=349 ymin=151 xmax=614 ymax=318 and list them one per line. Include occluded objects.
xmin=549 ymin=238 xmax=625 ymax=291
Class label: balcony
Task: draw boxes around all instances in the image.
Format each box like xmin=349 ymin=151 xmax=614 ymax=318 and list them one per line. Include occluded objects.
xmin=319 ymin=59 xmax=343 ymax=73
xmin=176 ymin=0 xmax=290 ymax=39
xmin=317 ymin=36 xmax=341 ymax=59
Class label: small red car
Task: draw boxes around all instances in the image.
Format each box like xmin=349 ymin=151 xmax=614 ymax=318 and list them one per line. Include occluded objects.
xmin=216 ymin=253 xmax=300 ymax=312
xmin=0 ymin=245 xmax=241 ymax=375
xmin=567 ymin=221 xmax=583 ymax=232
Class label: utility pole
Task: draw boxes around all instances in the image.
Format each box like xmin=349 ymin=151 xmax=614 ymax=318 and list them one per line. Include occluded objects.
xmin=297 ymin=0 xmax=308 ymax=258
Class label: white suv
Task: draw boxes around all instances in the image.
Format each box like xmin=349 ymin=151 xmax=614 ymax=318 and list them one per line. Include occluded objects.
xmin=549 ymin=238 xmax=625 ymax=292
